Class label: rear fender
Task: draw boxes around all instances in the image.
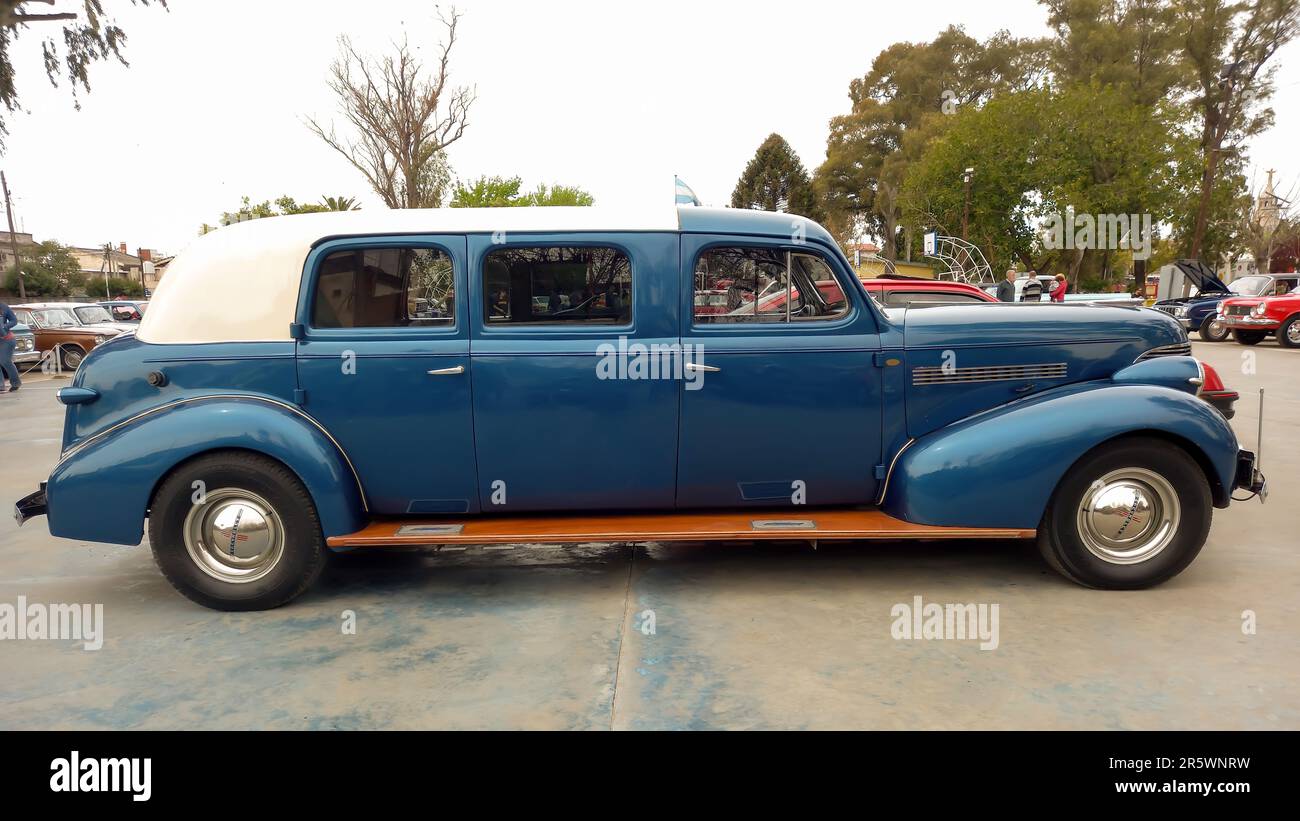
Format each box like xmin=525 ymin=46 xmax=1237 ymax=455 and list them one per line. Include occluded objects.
xmin=46 ymin=396 xmax=367 ymax=545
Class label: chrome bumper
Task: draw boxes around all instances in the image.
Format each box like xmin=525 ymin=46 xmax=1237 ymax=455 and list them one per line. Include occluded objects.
xmin=1220 ymin=315 xmax=1277 ymax=328
xmin=1234 ymin=451 xmax=1267 ymax=502
xmin=14 ymin=484 xmax=47 ymax=526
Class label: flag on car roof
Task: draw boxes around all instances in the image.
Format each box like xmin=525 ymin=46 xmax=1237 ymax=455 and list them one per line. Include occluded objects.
xmin=675 ymin=176 xmax=701 ymax=206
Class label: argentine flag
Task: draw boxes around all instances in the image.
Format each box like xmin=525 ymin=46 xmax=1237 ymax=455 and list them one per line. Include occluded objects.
xmin=675 ymin=176 xmax=701 ymax=206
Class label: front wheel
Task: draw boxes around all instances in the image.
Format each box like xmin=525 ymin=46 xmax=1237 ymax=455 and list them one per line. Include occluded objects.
xmin=1233 ymin=329 xmax=1267 ymax=345
xmin=148 ymin=451 xmax=327 ymax=610
xmin=1277 ymin=315 xmax=1300 ymax=349
xmin=1037 ymin=438 xmax=1211 ymax=589
xmin=1198 ymin=315 xmax=1230 ymax=342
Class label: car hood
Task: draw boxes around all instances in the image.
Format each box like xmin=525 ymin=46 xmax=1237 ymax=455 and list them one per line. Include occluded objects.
xmin=1173 ymin=258 xmax=1230 ymax=295
xmin=899 ymin=303 xmax=1187 ymax=436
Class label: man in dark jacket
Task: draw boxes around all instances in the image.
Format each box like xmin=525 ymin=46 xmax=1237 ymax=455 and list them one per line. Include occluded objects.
xmin=997 ymin=269 xmax=1017 ymax=302
xmin=1 ymin=301 xmax=20 ymax=392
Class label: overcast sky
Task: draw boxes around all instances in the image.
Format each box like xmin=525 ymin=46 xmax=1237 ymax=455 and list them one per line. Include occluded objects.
xmin=3 ymin=0 xmax=1299 ymax=255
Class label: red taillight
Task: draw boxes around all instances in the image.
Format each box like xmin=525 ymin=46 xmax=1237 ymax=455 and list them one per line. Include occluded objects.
xmin=1200 ymin=361 xmax=1226 ymax=393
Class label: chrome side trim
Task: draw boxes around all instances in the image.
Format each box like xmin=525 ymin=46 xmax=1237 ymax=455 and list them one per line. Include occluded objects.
xmin=912 ymin=363 xmax=1067 ymax=385
xmin=875 ymin=438 xmax=916 ymax=506
xmin=57 ymin=394 xmax=369 ymax=511
xmin=1134 ymin=342 xmax=1192 ymax=362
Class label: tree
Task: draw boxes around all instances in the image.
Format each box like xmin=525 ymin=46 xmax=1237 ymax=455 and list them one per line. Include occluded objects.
xmin=815 ymin=26 xmax=1049 ymax=258
xmin=306 ymin=6 xmax=474 ymax=209
xmin=730 ymin=133 xmax=821 ymax=221
xmin=0 ymin=0 xmax=166 ymax=150
xmin=3 ymin=238 xmax=82 ymax=295
xmin=199 ymin=194 xmax=358 ymax=234
xmin=449 ymin=175 xmax=593 ymax=207
xmin=1177 ymin=0 xmax=1299 ymax=256
xmin=319 ymin=195 xmax=360 ymax=211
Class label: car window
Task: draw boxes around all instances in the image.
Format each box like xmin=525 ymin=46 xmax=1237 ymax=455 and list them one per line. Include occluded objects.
xmin=311 ymin=246 xmax=455 ymax=328
xmin=74 ymin=305 xmax=114 ymax=324
xmin=694 ymin=247 xmax=849 ymax=324
xmin=32 ymin=308 xmax=78 ymax=328
xmin=882 ymin=290 xmax=987 ymax=307
xmin=482 ymin=246 xmax=631 ymax=325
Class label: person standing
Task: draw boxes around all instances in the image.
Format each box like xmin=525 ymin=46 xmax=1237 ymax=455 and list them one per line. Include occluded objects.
xmin=0 ymin=300 xmax=20 ymax=393
xmin=1020 ymin=271 xmax=1043 ymax=302
xmin=997 ymin=269 xmax=1017 ymax=302
xmin=1050 ymin=273 xmax=1068 ymax=302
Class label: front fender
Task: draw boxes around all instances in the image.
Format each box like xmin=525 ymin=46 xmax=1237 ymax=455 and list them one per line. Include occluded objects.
xmin=881 ymin=382 xmax=1239 ymax=530
xmin=47 ymin=396 xmax=367 ymax=545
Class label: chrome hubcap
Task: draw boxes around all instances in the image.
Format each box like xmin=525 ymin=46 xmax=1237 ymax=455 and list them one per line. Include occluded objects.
xmin=1287 ymin=322 xmax=1300 ymax=344
xmin=1076 ymin=468 xmax=1180 ymax=565
xmin=183 ymin=488 xmax=285 ymax=583
xmin=1207 ymin=320 xmax=1224 ymax=337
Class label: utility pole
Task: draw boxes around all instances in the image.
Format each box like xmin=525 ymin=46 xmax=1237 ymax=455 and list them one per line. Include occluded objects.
xmin=2 ymin=171 xmax=24 ymax=300
xmin=961 ymin=167 xmax=975 ymax=242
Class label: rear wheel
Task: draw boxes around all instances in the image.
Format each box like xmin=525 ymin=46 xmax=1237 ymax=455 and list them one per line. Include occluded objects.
xmin=58 ymin=344 xmax=86 ymax=370
xmin=1232 ymin=329 xmax=1266 ymax=345
xmin=148 ymin=451 xmax=327 ymax=610
xmin=1278 ymin=315 xmax=1300 ymax=349
xmin=1198 ymin=315 xmax=1230 ymax=342
xmin=1037 ymin=438 xmax=1211 ymax=589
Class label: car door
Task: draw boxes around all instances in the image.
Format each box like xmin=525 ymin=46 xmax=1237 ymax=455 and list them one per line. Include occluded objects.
xmin=677 ymin=235 xmax=884 ymax=508
xmin=467 ymin=232 xmax=680 ymax=512
xmin=295 ymin=235 xmax=480 ymax=515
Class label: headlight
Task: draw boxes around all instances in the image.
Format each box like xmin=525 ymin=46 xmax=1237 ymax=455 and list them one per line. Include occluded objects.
xmin=20 ymin=338 xmax=33 ymax=351
xmin=1253 ymin=303 xmax=1267 ymax=316
xmin=94 ymin=335 xmax=111 ymax=345
xmin=1173 ymin=305 xmax=1188 ymax=317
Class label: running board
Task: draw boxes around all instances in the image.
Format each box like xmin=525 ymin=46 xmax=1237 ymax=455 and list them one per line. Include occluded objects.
xmin=327 ymin=508 xmax=1035 ymax=547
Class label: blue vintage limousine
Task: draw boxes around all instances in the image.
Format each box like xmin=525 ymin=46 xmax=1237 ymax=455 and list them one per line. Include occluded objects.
xmin=14 ymin=205 xmax=1265 ymax=610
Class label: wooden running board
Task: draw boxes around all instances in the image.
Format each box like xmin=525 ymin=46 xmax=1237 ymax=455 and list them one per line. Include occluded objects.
xmin=327 ymin=508 xmax=1035 ymax=547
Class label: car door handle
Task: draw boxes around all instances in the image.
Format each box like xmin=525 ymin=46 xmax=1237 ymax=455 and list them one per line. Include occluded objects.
xmin=685 ymin=363 xmax=720 ymax=373
xmin=427 ymin=365 xmax=465 ymax=376
xmin=1014 ymin=382 xmax=1037 ymax=393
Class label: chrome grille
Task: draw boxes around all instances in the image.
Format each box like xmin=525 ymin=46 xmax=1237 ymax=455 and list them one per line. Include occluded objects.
xmin=1225 ymin=305 xmax=1252 ymax=317
xmin=1155 ymin=305 xmax=1180 ymax=316
xmin=912 ymin=363 xmax=1068 ymax=385
xmin=1135 ymin=342 xmax=1192 ymax=362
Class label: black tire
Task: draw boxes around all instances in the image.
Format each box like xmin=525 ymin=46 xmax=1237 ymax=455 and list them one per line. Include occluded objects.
xmin=1232 ymin=329 xmax=1266 ymax=345
xmin=59 ymin=344 xmax=86 ymax=370
xmin=1277 ymin=315 xmax=1300 ymax=349
xmin=1198 ymin=315 xmax=1230 ymax=342
xmin=1037 ymin=438 xmax=1212 ymax=589
xmin=148 ymin=451 xmax=327 ymax=610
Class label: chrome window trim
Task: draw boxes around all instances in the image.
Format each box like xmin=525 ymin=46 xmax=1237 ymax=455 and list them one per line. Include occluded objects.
xmin=57 ymin=394 xmax=369 ymax=511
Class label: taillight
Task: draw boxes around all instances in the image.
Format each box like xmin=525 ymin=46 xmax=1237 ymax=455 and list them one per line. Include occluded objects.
xmin=1200 ymin=361 xmax=1226 ymax=394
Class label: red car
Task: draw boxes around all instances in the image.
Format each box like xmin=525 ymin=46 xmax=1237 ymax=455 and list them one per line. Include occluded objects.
xmin=861 ymin=276 xmax=997 ymax=306
xmin=1218 ymin=286 xmax=1300 ymax=347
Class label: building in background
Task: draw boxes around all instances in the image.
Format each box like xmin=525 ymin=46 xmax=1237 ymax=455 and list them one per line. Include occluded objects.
xmin=0 ymin=230 xmax=36 ymax=274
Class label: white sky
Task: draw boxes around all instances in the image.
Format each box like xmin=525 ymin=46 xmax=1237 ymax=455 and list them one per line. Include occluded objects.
xmin=3 ymin=0 xmax=1299 ymax=255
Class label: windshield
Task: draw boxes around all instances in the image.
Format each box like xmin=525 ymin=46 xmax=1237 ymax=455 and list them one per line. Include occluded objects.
xmin=74 ymin=305 xmax=115 ymax=324
xmin=32 ymin=308 xmax=78 ymax=328
xmin=1228 ymin=275 xmax=1270 ymax=296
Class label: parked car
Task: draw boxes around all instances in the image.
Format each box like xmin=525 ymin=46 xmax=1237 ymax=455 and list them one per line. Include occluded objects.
xmin=1218 ymin=286 xmax=1300 ymax=347
xmin=9 ymin=322 xmax=39 ymax=367
xmin=863 ymin=276 xmax=997 ymax=307
xmin=1153 ymin=260 xmax=1299 ymax=342
xmin=21 ymin=301 xmax=137 ymax=336
xmin=99 ymin=300 xmax=150 ymax=323
xmin=9 ymin=305 xmax=120 ymax=370
xmin=981 ymin=275 xmax=1143 ymax=306
xmin=14 ymin=206 xmax=1265 ymax=610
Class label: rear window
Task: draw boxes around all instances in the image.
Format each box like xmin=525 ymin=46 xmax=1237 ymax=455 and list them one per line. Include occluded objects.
xmin=311 ymin=246 xmax=455 ymax=328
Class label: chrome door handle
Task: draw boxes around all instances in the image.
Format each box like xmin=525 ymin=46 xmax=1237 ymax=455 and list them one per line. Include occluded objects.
xmin=685 ymin=363 xmax=720 ymax=373
xmin=427 ymin=365 xmax=465 ymax=376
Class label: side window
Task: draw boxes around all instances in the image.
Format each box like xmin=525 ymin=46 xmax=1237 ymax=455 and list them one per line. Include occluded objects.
xmin=311 ymin=246 xmax=455 ymax=329
xmin=482 ymin=246 xmax=631 ymax=325
xmin=693 ymin=246 xmax=849 ymax=325
xmin=883 ymin=291 xmax=987 ymax=307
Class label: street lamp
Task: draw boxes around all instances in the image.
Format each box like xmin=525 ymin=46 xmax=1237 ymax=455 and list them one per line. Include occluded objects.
xmin=962 ymin=167 xmax=975 ymax=241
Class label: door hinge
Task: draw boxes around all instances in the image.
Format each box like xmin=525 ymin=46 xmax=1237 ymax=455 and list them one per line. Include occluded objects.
xmin=293 ymin=388 xmax=307 ymax=405
xmin=289 ymin=322 xmax=305 ymax=340
xmin=874 ymin=464 xmax=887 ymax=480
xmin=873 ymin=352 xmax=901 ymax=367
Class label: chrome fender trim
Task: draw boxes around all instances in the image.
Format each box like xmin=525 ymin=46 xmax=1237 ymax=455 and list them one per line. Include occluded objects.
xmin=875 ymin=438 xmax=916 ymax=506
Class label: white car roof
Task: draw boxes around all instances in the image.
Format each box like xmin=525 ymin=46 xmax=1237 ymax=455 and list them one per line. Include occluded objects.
xmin=138 ymin=205 xmax=680 ymax=344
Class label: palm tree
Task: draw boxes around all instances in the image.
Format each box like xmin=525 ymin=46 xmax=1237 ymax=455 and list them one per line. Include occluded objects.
xmin=319 ymin=195 xmax=361 ymax=212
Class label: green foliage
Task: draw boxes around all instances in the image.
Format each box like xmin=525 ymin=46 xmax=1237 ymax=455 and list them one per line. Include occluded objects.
xmin=319 ymin=195 xmax=360 ymax=211
xmin=0 ymin=1 xmax=168 ymax=150
xmin=450 ymin=176 xmax=594 ymax=208
xmin=3 ymin=239 xmax=83 ymax=295
xmin=731 ymin=133 xmax=821 ymax=221
xmin=100 ymin=274 xmax=144 ymax=298
xmin=200 ymin=194 xmax=364 ymax=234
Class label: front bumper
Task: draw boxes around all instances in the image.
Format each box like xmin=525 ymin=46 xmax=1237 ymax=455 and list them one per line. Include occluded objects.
xmin=1220 ymin=315 xmax=1278 ymax=330
xmin=14 ymin=484 xmax=47 ymax=526
xmin=1233 ymin=450 xmax=1267 ymax=501
xmin=13 ymin=349 xmax=40 ymax=364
